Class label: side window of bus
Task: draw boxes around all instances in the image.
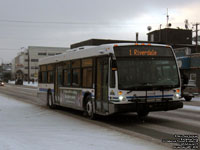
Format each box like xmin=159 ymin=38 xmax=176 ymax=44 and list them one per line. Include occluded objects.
xmin=64 ymin=69 xmax=71 ymax=86
xmin=38 ymin=71 xmax=42 ymax=83
xmin=72 ymin=60 xmax=81 ymax=87
xmin=40 ymin=65 xmax=47 ymax=83
xmin=47 ymin=64 xmax=54 ymax=83
xmin=63 ymin=61 xmax=71 ymax=86
xmin=48 ymin=71 xmax=54 ymax=83
xmin=82 ymin=58 xmax=93 ymax=88
xmin=42 ymin=72 xmax=47 ymax=83
xmin=58 ymin=67 xmax=63 ymax=86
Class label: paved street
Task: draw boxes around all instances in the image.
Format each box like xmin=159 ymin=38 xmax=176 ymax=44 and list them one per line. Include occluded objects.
xmin=0 ymin=84 xmax=199 ymax=150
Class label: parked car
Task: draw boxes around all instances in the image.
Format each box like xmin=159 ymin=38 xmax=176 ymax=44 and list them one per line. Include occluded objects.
xmin=181 ymin=80 xmax=196 ymax=101
xmin=0 ymin=80 xmax=5 ymax=86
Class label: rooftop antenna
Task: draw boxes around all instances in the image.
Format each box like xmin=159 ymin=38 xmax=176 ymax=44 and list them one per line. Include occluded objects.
xmin=185 ymin=19 xmax=189 ymax=29
xmin=166 ymin=8 xmax=169 ymax=28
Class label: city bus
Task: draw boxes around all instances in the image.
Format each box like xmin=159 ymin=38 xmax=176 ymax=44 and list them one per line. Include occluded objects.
xmin=37 ymin=43 xmax=183 ymax=119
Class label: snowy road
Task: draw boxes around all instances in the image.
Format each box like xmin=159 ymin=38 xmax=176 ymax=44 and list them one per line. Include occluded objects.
xmin=0 ymin=93 xmax=168 ymax=150
xmin=0 ymin=84 xmax=200 ymax=150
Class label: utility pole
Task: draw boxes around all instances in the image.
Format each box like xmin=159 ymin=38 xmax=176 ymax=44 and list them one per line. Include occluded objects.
xmin=28 ymin=49 xmax=30 ymax=84
xmin=136 ymin=32 xmax=139 ymax=43
xmin=194 ymin=23 xmax=199 ymax=53
xmin=166 ymin=8 xmax=169 ymax=28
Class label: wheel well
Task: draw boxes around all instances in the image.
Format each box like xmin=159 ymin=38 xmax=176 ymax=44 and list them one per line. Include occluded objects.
xmin=83 ymin=92 xmax=91 ymax=110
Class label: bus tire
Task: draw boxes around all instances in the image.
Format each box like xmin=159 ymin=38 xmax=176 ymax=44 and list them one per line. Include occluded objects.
xmin=184 ymin=96 xmax=192 ymax=101
xmin=47 ymin=92 xmax=56 ymax=109
xmin=85 ymin=96 xmax=95 ymax=119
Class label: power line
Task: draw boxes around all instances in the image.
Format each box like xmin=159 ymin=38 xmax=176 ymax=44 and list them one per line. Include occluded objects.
xmin=0 ymin=19 xmax=124 ymax=25
xmin=0 ymin=19 xmax=164 ymax=26
xmin=0 ymin=48 xmax=18 ymax=51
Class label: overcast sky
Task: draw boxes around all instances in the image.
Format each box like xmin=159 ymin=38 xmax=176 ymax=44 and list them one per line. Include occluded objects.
xmin=0 ymin=0 xmax=199 ymax=62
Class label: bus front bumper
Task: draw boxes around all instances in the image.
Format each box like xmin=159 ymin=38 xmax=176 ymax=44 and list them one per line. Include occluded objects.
xmin=109 ymin=100 xmax=183 ymax=114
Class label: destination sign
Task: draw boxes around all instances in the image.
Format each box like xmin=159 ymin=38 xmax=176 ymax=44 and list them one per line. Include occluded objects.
xmin=114 ymin=45 xmax=173 ymax=57
xmin=129 ymin=49 xmax=157 ymax=56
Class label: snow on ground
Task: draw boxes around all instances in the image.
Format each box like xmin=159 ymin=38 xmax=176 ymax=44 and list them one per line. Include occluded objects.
xmin=183 ymin=104 xmax=200 ymax=112
xmin=8 ymin=80 xmax=38 ymax=87
xmin=0 ymin=93 xmax=169 ymax=150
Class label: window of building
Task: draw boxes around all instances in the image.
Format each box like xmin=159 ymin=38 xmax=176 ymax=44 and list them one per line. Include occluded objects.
xmin=48 ymin=53 xmax=55 ymax=56
xmin=38 ymin=53 xmax=47 ymax=56
xmin=31 ymin=59 xmax=38 ymax=62
xmin=150 ymin=34 xmax=154 ymax=42
xmin=31 ymin=66 xmax=39 ymax=69
xmin=190 ymin=73 xmax=196 ymax=81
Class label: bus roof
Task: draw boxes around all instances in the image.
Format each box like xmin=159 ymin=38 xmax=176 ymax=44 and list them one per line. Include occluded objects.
xmin=39 ymin=43 xmax=172 ymax=65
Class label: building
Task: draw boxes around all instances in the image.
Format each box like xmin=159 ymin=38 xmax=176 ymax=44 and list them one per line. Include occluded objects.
xmin=13 ymin=46 xmax=69 ymax=81
xmin=0 ymin=63 xmax=12 ymax=82
xmin=147 ymin=28 xmax=200 ymax=53
xmin=148 ymin=28 xmax=192 ymax=44
xmin=70 ymin=39 xmax=147 ymax=49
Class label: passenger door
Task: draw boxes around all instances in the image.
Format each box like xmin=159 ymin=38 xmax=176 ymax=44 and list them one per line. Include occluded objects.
xmin=95 ymin=56 xmax=109 ymax=114
xmin=54 ymin=64 xmax=63 ymax=104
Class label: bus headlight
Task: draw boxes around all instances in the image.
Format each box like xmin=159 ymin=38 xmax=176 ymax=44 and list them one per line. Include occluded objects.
xmin=174 ymin=93 xmax=180 ymax=99
xmin=119 ymin=95 xmax=126 ymax=101
xmin=173 ymin=89 xmax=181 ymax=99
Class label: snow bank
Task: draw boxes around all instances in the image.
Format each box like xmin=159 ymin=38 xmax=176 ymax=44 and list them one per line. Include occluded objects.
xmin=0 ymin=93 xmax=169 ymax=150
xmin=8 ymin=80 xmax=38 ymax=87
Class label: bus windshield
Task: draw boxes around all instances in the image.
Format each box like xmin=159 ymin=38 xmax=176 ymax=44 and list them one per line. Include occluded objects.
xmin=114 ymin=45 xmax=180 ymax=90
xmin=117 ymin=57 xmax=179 ymax=90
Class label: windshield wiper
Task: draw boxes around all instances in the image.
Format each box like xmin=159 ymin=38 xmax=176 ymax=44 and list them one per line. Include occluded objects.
xmin=126 ymin=83 xmax=155 ymax=93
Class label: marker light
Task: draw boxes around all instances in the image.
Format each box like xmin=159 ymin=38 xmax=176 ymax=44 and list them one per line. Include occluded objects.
xmin=176 ymin=89 xmax=180 ymax=93
xmin=118 ymin=91 xmax=122 ymax=95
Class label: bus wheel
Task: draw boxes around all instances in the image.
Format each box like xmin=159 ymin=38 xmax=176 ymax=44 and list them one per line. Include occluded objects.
xmin=184 ymin=96 xmax=192 ymax=101
xmin=86 ymin=97 xmax=95 ymax=119
xmin=47 ymin=93 xmax=55 ymax=109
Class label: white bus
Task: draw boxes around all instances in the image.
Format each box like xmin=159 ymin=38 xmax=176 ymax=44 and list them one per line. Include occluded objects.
xmin=37 ymin=43 xmax=183 ymax=119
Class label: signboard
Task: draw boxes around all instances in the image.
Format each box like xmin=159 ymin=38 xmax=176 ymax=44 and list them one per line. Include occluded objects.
xmin=114 ymin=45 xmax=173 ymax=57
xmin=61 ymin=89 xmax=82 ymax=107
